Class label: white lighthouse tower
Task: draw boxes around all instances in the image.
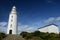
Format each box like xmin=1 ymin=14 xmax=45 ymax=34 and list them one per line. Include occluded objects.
xmin=7 ymin=6 xmax=17 ymax=34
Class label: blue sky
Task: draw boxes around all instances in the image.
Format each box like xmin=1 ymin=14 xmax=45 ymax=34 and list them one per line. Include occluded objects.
xmin=0 ymin=0 xmax=60 ymax=33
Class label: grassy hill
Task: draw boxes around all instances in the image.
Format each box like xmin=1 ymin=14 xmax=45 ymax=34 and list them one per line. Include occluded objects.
xmin=0 ymin=31 xmax=60 ymax=40
xmin=2 ymin=35 xmax=25 ymax=40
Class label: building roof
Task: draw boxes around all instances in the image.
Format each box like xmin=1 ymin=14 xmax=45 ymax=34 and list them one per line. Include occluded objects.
xmin=38 ymin=24 xmax=58 ymax=29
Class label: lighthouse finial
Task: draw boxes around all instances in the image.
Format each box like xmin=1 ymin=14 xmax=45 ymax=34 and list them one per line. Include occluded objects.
xmin=13 ymin=6 xmax=16 ymax=9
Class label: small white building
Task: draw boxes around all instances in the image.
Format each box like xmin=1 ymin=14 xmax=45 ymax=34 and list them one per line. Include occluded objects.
xmin=38 ymin=24 xmax=59 ymax=34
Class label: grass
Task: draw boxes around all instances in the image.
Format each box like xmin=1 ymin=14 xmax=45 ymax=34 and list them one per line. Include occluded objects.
xmin=2 ymin=34 xmax=25 ymax=40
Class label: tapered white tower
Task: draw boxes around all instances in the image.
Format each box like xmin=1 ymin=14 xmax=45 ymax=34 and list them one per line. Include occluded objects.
xmin=7 ymin=6 xmax=17 ymax=34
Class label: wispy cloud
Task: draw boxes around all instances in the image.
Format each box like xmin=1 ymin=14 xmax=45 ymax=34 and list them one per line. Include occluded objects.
xmin=44 ymin=17 xmax=55 ymax=23
xmin=44 ymin=17 xmax=60 ymax=23
xmin=18 ymin=24 xmax=37 ymax=34
xmin=56 ymin=17 xmax=60 ymax=21
xmin=0 ymin=22 xmax=7 ymax=33
xmin=0 ymin=22 xmax=7 ymax=27
xmin=45 ymin=0 xmax=53 ymax=3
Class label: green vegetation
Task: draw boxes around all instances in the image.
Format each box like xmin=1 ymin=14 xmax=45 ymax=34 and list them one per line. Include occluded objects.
xmin=0 ymin=31 xmax=60 ymax=40
xmin=20 ymin=31 xmax=60 ymax=40
xmin=0 ymin=33 xmax=6 ymax=40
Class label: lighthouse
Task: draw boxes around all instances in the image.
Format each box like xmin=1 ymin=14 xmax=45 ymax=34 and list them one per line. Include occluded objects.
xmin=7 ymin=6 xmax=17 ymax=34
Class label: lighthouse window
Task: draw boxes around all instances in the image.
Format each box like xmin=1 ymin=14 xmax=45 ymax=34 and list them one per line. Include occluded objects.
xmin=11 ymin=16 xmax=13 ymax=18
xmin=11 ymin=20 xmax=13 ymax=22
xmin=10 ymin=24 xmax=12 ymax=28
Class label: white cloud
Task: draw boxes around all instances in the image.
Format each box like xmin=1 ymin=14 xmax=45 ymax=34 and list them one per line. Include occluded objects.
xmin=44 ymin=17 xmax=55 ymax=23
xmin=0 ymin=27 xmax=7 ymax=33
xmin=0 ymin=22 xmax=7 ymax=27
xmin=44 ymin=17 xmax=60 ymax=24
xmin=56 ymin=17 xmax=60 ymax=21
xmin=0 ymin=22 xmax=7 ymax=33
xmin=18 ymin=24 xmax=37 ymax=34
